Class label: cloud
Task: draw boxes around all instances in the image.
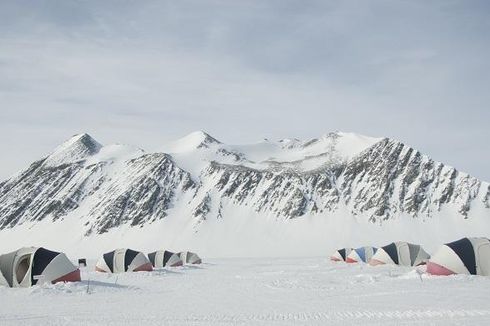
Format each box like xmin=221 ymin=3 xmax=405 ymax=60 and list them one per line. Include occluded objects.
xmin=0 ymin=0 xmax=489 ymax=181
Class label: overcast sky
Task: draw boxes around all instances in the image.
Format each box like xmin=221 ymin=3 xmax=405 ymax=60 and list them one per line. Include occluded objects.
xmin=0 ymin=0 xmax=489 ymax=181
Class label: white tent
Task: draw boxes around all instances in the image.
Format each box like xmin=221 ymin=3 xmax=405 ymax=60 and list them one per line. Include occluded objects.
xmin=148 ymin=250 xmax=183 ymax=268
xmin=346 ymin=246 xmax=377 ymax=263
xmin=95 ymin=248 xmax=153 ymax=273
xmin=369 ymin=242 xmax=430 ymax=267
xmin=427 ymin=237 xmax=490 ymax=276
xmin=179 ymin=251 xmax=202 ymax=264
xmin=0 ymin=268 xmax=7 ymax=286
xmin=330 ymin=248 xmax=352 ymax=262
xmin=0 ymin=247 xmax=80 ymax=288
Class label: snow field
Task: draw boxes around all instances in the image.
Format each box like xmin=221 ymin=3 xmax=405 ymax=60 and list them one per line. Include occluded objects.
xmin=1 ymin=257 xmax=489 ymax=325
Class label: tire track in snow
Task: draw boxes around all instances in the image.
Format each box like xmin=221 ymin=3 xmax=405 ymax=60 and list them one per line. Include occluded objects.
xmin=159 ymin=309 xmax=490 ymax=323
xmin=2 ymin=310 xmax=490 ymax=325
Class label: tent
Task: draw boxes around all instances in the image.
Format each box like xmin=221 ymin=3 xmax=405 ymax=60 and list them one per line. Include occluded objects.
xmin=427 ymin=237 xmax=490 ymax=276
xmin=178 ymin=251 xmax=202 ymax=264
xmin=0 ymin=247 xmax=80 ymax=288
xmin=330 ymin=248 xmax=352 ymax=262
xmin=148 ymin=250 xmax=183 ymax=268
xmin=346 ymin=246 xmax=377 ymax=263
xmin=369 ymin=242 xmax=430 ymax=267
xmin=95 ymin=248 xmax=153 ymax=273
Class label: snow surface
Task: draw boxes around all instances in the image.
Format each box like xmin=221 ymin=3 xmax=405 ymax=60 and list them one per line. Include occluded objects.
xmin=228 ymin=131 xmax=382 ymax=170
xmin=161 ymin=130 xmax=220 ymax=153
xmin=159 ymin=130 xmax=383 ymax=175
xmin=1 ymin=258 xmax=489 ymax=325
xmin=0 ymin=202 xmax=488 ymax=259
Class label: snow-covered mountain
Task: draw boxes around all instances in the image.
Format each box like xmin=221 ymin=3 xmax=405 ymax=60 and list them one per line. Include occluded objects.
xmin=0 ymin=131 xmax=488 ymax=257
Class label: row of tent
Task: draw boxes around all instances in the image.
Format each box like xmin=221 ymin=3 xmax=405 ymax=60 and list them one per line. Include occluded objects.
xmin=330 ymin=237 xmax=490 ymax=276
xmin=95 ymin=249 xmax=201 ymax=273
xmin=331 ymin=242 xmax=429 ymax=266
xmin=0 ymin=247 xmax=201 ymax=288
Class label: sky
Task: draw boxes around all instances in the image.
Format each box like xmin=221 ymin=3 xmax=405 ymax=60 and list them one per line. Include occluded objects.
xmin=0 ymin=0 xmax=489 ymax=181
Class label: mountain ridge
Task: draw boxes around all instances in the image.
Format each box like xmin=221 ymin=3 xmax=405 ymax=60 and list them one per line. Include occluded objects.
xmin=0 ymin=131 xmax=488 ymax=257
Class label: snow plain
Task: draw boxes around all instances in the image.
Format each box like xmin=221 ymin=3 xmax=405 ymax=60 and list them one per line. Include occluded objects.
xmin=1 ymin=257 xmax=490 ymax=326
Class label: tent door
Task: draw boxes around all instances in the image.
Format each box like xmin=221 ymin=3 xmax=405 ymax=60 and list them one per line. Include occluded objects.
xmin=16 ymin=254 xmax=32 ymax=285
xmin=398 ymin=243 xmax=410 ymax=266
xmin=114 ymin=251 xmax=125 ymax=273
xmin=476 ymin=243 xmax=490 ymax=276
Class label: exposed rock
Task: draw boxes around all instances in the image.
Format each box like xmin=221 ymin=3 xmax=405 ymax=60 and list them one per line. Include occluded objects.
xmin=0 ymin=132 xmax=488 ymax=234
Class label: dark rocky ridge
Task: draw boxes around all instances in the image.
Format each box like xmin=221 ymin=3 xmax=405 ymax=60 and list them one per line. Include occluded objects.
xmin=0 ymin=133 xmax=488 ymax=234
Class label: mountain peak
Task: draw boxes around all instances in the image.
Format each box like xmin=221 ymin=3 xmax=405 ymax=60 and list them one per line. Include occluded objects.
xmin=0 ymin=130 xmax=488 ymax=255
xmin=43 ymin=133 xmax=102 ymax=167
xmin=187 ymin=131 xmax=221 ymax=145
xmin=164 ymin=131 xmax=221 ymax=153
xmin=68 ymin=133 xmax=101 ymax=148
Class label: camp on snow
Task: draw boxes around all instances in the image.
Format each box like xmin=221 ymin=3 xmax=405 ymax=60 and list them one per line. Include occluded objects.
xmin=369 ymin=241 xmax=430 ymax=267
xmin=95 ymin=248 xmax=153 ymax=273
xmin=330 ymin=248 xmax=353 ymax=262
xmin=148 ymin=250 xmax=183 ymax=268
xmin=179 ymin=251 xmax=202 ymax=264
xmin=427 ymin=237 xmax=490 ymax=276
xmin=0 ymin=247 xmax=80 ymax=288
xmin=346 ymin=246 xmax=378 ymax=263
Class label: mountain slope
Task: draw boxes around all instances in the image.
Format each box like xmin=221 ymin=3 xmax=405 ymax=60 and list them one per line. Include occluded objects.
xmin=0 ymin=132 xmax=488 ymax=257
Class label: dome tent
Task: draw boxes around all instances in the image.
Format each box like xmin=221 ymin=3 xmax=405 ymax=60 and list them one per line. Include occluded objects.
xmin=0 ymin=247 xmax=80 ymax=288
xmin=427 ymin=237 xmax=490 ymax=276
xmin=330 ymin=248 xmax=352 ymax=262
xmin=346 ymin=246 xmax=378 ymax=263
xmin=95 ymin=248 xmax=153 ymax=273
xmin=0 ymin=268 xmax=7 ymax=286
xmin=148 ymin=250 xmax=183 ymax=268
xmin=178 ymin=251 xmax=202 ymax=264
xmin=369 ymin=242 xmax=430 ymax=267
